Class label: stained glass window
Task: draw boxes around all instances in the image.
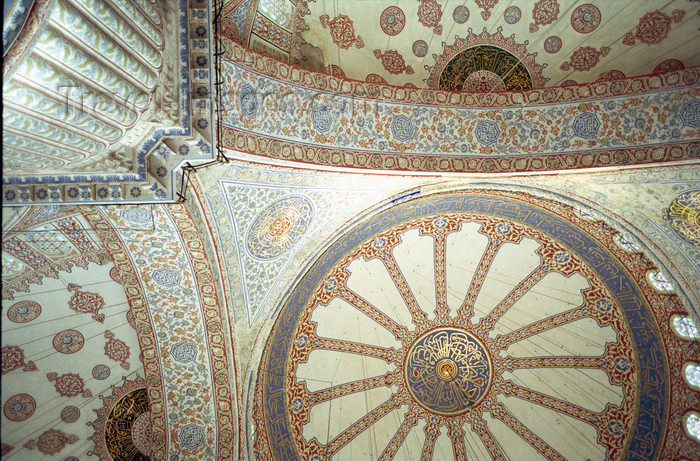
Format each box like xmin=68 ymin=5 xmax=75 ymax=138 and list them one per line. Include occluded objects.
xmin=614 ymin=233 xmax=639 ymax=252
xmin=684 ymin=363 xmax=700 ymax=390
xmin=648 ymin=270 xmax=673 ymax=292
xmin=1 ymin=252 xmax=25 ymax=278
xmin=259 ymin=0 xmax=291 ymax=27
xmin=575 ymin=207 xmax=594 ymax=220
xmin=25 ymin=226 xmax=72 ymax=255
xmin=684 ymin=412 xmax=700 ymax=442
xmin=673 ymin=316 xmax=699 ymax=340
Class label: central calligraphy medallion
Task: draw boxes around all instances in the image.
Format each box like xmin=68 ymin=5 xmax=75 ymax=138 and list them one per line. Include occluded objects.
xmin=405 ymin=327 xmax=492 ymax=415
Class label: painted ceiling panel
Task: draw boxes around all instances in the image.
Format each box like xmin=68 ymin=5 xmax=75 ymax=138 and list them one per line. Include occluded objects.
xmin=239 ymin=0 xmax=700 ymax=89
xmin=219 ymin=39 xmax=700 ymax=173
xmin=2 ymin=0 xmax=217 ymax=204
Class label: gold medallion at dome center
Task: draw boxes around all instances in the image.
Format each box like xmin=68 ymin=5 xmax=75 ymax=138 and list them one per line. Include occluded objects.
xmin=436 ymin=358 xmax=458 ymax=380
xmin=405 ymin=327 xmax=492 ymax=415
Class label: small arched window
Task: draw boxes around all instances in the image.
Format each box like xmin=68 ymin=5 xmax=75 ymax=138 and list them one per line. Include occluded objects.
xmin=614 ymin=233 xmax=639 ymax=252
xmin=672 ymin=316 xmax=699 ymax=340
xmin=648 ymin=270 xmax=673 ymax=292
xmin=259 ymin=0 xmax=292 ymax=27
xmin=683 ymin=412 xmax=700 ymax=442
xmin=683 ymin=363 xmax=700 ymax=390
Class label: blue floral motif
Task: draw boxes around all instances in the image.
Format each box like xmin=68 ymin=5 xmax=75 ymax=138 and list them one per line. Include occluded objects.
xmin=391 ymin=115 xmax=415 ymax=142
xmin=240 ymin=84 xmax=259 ymax=118
xmin=496 ymin=222 xmax=511 ymax=235
xmin=170 ymin=341 xmax=198 ymax=363
xmin=151 ymin=267 xmax=181 ymax=287
xmin=120 ymin=208 xmax=152 ymax=224
xmin=474 ymin=120 xmax=500 ymax=145
xmin=572 ymin=112 xmax=601 ymax=139
xmin=310 ymin=103 xmax=333 ymax=133
xmin=554 ymin=251 xmax=571 ymax=264
xmin=179 ymin=423 xmax=206 ymax=449
xmin=679 ymin=98 xmax=700 ymax=128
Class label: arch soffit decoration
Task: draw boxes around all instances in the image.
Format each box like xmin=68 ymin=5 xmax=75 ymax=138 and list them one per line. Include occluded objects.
xmin=219 ymin=38 xmax=700 ymax=174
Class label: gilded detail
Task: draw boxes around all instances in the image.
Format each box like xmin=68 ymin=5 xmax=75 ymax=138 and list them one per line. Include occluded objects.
xmin=405 ymin=328 xmax=492 ymax=415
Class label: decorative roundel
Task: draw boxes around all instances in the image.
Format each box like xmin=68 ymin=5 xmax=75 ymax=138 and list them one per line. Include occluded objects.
xmin=504 ymin=6 xmax=521 ymax=24
xmin=92 ymin=364 xmax=111 ymax=380
xmin=365 ymin=73 xmax=388 ymax=84
xmin=380 ymin=6 xmax=406 ymax=36
xmin=60 ymin=405 xmax=81 ymax=423
xmin=654 ymin=59 xmax=684 ymax=74
xmin=405 ymin=328 xmax=492 ymax=415
xmin=462 ymin=70 xmax=506 ymax=92
xmin=571 ymin=4 xmax=601 ymax=34
xmin=109 ymin=266 xmax=123 ymax=284
xmin=3 ymin=394 xmax=36 ymax=422
xmin=562 ymin=79 xmax=578 ymax=86
xmin=126 ymin=310 xmax=137 ymax=329
xmin=544 ymin=35 xmax=562 ymax=54
xmin=324 ymin=64 xmax=346 ymax=78
xmin=453 ymin=5 xmax=469 ymax=24
xmin=254 ymin=188 xmax=693 ymax=460
xmin=412 ymin=40 xmax=428 ymax=58
xmin=440 ymin=45 xmax=532 ymax=91
xmin=7 ymin=300 xmax=41 ymax=323
xmin=245 ymin=195 xmax=314 ymax=261
xmin=105 ymin=388 xmax=151 ymax=460
xmin=53 ymin=329 xmax=85 ymax=354
xmin=666 ymin=190 xmax=700 ymax=246
xmin=597 ymin=70 xmax=626 ymax=81
xmin=131 ymin=412 xmax=152 ymax=457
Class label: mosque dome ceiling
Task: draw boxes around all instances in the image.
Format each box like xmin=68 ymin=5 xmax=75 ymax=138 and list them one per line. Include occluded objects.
xmin=252 ymin=186 xmax=700 ymax=461
xmin=2 ymin=1 xmax=700 ymax=461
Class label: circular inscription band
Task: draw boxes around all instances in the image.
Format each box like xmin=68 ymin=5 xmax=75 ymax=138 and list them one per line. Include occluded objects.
xmin=405 ymin=328 xmax=492 ymax=415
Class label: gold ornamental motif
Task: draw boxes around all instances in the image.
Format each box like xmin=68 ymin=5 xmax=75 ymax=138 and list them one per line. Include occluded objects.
xmin=405 ymin=327 xmax=493 ymax=415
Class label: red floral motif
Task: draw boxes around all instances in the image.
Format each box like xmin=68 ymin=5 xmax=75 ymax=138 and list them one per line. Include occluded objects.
xmin=1 ymin=345 xmax=36 ymax=374
xmin=560 ymin=46 xmax=610 ymax=72
xmin=475 ymin=0 xmax=499 ymax=20
xmin=67 ymin=283 xmax=105 ymax=322
xmin=104 ymin=330 xmax=130 ymax=370
xmin=570 ymin=4 xmax=601 ymax=34
xmin=654 ymin=59 xmax=684 ymax=74
xmin=319 ymin=14 xmax=364 ymax=49
xmin=54 ymin=216 xmax=94 ymax=252
xmin=597 ymin=70 xmax=625 ymax=81
xmin=23 ymin=429 xmax=78 ymax=455
xmin=366 ymin=74 xmax=388 ymax=84
xmin=623 ymin=10 xmax=685 ymax=45
xmin=47 ymin=372 xmax=92 ymax=398
xmin=127 ymin=310 xmax=137 ymax=329
xmin=109 ymin=266 xmax=123 ymax=284
xmin=325 ymin=64 xmax=346 ymax=78
xmin=530 ymin=0 xmax=560 ymax=32
xmin=0 ymin=444 xmax=12 ymax=456
xmin=417 ymin=0 xmax=443 ymax=34
xmin=220 ymin=18 xmax=240 ymax=43
xmin=373 ymin=49 xmax=414 ymax=75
